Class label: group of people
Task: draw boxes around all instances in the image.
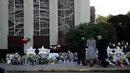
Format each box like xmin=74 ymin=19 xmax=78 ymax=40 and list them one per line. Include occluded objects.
xmin=77 ymin=35 xmax=109 ymax=67
xmin=109 ymin=41 xmax=130 ymax=53
xmin=5 ymin=36 xmax=130 ymax=67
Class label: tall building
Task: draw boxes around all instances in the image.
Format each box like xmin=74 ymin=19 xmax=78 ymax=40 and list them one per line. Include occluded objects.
xmin=0 ymin=0 xmax=90 ymax=56
xmin=90 ymin=6 xmax=96 ymax=23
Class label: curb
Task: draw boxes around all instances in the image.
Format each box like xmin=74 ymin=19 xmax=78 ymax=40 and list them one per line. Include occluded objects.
xmin=8 ymin=68 xmax=130 ymax=72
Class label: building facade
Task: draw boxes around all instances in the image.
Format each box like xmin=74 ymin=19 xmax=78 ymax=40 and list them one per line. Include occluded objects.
xmin=90 ymin=6 xmax=96 ymax=23
xmin=0 ymin=0 xmax=90 ymax=55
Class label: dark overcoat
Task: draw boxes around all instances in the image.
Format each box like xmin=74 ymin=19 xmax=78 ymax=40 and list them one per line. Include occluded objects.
xmin=77 ymin=39 xmax=86 ymax=58
xmin=97 ymin=39 xmax=109 ymax=60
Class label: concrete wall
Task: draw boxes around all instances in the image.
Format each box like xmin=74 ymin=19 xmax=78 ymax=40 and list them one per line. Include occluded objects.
xmin=24 ymin=0 xmax=34 ymax=53
xmin=74 ymin=0 xmax=81 ymax=26
xmin=74 ymin=0 xmax=90 ymax=26
xmin=80 ymin=0 xmax=90 ymax=23
xmin=49 ymin=0 xmax=58 ymax=45
xmin=0 ymin=0 xmax=90 ymax=50
xmin=0 ymin=0 xmax=8 ymax=49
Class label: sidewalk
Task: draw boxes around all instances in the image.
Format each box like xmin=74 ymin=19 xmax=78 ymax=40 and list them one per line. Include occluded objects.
xmin=0 ymin=63 xmax=130 ymax=72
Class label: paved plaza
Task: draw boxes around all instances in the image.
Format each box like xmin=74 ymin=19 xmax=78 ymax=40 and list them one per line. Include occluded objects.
xmin=9 ymin=72 xmax=128 ymax=73
xmin=0 ymin=63 xmax=130 ymax=72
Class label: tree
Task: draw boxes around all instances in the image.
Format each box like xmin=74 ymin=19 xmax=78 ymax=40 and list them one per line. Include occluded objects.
xmin=66 ymin=22 xmax=117 ymax=49
xmin=65 ymin=23 xmax=86 ymax=48
xmin=106 ymin=14 xmax=113 ymax=20
xmin=95 ymin=15 xmax=113 ymax=24
xmin=108 ymin=14 xmax=130 ymax=42
xmin=97 ymin=22 xmax=117 ymax=42
xmin=96 ymin=15 xmax=108 ymax=24
xmin=126 ymin=10 xmax=130 ymax=17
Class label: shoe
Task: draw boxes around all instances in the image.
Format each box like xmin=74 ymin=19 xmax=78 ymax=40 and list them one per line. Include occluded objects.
xmin=80 ymin=63 xmax=83 ymax=66
xmin=120 ymin=64 xmax=125 ymax=67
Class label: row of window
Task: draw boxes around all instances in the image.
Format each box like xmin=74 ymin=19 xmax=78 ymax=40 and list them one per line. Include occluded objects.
xmin=8 ymin=0 xmax=75 ymax=36
xmin=9 ymin=0 xmax=23 ymax=5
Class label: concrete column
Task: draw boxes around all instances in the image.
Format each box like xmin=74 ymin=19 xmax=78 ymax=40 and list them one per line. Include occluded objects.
xmin=49 ymin=0 xmax=58 ymax=45
xmin=0 ymin=0 xmax=8 ymax=49
xmin=24 ymin=0 xmax=34 ymax=53
xmin=74 ymin=0 xmax=81 ymax=26
xmin=80 ymin=0 xmax=90 ymax=23
xmin=0 ymin=0 xmax=2 ymax=49
xmin=74 ymin=0 xmax=90 ymax=26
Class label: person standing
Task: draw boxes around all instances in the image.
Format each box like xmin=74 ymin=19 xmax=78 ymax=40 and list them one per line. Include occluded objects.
xmin=86 ymin=36 xmax=97 ymax=66
xmin=77 ymin=36 xmax=86 ymax=66
xmin=97 ymin=35 xmax=109 ymax=67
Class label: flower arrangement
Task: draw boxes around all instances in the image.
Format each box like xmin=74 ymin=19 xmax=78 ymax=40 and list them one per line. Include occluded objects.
xmin=6 ymin=52 xmax=78 ymax=65
xmin=50 ymin=45 xmax=61 ymax=51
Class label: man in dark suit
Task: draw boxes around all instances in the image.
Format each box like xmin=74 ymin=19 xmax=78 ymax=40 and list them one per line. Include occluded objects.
xmin=97 ymin=35 xmax=109 ymax=67
xmin=77 ymin=36 xmax=86 ymax=66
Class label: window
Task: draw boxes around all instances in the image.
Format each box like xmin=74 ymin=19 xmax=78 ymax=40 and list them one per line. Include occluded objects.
xmin=58 ymin=0 xmax=74 ymax=35
xmin=8 ymin=0 xmax=24 ymax=35
xmin=34 ymin=0 xmax=49 ymax=35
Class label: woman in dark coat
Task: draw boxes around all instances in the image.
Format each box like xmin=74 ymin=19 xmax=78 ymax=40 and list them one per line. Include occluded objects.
xmin=97 ymin=35 xmax=109 ymax=67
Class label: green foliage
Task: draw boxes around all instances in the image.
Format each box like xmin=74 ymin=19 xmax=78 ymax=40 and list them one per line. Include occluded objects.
xmin=97 ymin=22 xmax=117 ymax=42
xmin=84 ymin=23 xmax=101 ymax=39
xmin=65 ymin=22 xmax=117 ymax=48
xmin=95 ymin=15 xmax=113 ymax=24
xmin=65 ymin=23 xmax=86 ymax=47
xmin=96 ymin=15 xmax=108 ymax=24
xmin=126 ymin=10 xmax=130 ymax=17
